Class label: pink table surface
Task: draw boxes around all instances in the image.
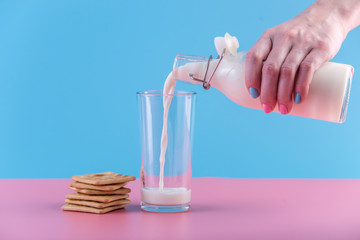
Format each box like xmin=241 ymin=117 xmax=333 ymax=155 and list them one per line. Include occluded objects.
xmin=1 ymin=178 xmax=360 ymax=240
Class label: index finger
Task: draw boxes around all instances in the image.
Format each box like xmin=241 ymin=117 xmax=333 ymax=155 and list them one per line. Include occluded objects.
xmin=245 ymin=34 xmax=272 ymax=99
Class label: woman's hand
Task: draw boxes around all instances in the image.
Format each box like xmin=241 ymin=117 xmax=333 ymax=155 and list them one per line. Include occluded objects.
xmin=245 ymin=0 xmax=360 ymax=114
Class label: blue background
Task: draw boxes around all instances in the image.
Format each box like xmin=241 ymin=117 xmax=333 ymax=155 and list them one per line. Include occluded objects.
xmin=0 ymin=0 xmax=359 ymax=178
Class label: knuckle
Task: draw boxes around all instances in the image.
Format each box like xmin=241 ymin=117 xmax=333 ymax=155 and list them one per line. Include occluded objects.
xmin=299 ymin=60 xmax=314 ymax=72
xmin=280 ymin=64 xmax=296 ymax=77
xmin=316 ymin=39 xmax=331 ymax=50
xmin=285 ymin=30 xmax=297 ymax=39
xmin=291 ymin=48 xmax=303 ymax=55
xmin=301 ymin=32 xmax=315 ymax=44
xmin=263 ymin=28 xmax=273 ymax=37
xmin=246 ymin=51 xmax=261 ymax=62
xmin=303 ymin=36 xmax=315 ymax=46
xmin=277 ymin=30 xmax=296 ymax=41
xmin=263 ymin=62 xmax=279 ymax=76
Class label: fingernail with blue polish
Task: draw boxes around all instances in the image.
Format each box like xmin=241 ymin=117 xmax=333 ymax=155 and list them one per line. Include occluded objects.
xmin=295 ymin=93 xmax=301 ymax=104
xmin=249 ymin=88 xmax=259 ymax=99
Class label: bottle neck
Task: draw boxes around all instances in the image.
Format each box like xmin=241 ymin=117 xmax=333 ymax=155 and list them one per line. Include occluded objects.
xmin=172 ymin=52 xmax=246 ymax=90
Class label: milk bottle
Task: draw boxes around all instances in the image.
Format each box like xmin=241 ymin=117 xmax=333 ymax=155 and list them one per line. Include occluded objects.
xmin=173 ymin=33 xmax=354 ymax=123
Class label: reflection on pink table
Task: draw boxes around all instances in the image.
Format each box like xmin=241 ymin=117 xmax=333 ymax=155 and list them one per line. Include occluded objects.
xmin=1 ymin=178 xmax=360 ymax=240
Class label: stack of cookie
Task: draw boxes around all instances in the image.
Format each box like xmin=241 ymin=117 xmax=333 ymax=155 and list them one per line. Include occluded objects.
xmin=62 ymin=172 xmax=136 ymax=214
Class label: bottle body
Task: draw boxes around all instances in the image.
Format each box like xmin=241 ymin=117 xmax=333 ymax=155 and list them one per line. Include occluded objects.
xmin=173 ymin=52 xmax=353 ymax=123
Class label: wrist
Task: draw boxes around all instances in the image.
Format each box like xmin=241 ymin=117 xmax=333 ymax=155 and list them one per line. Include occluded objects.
xmin=312 ymin=0 xmax=360 ymax=34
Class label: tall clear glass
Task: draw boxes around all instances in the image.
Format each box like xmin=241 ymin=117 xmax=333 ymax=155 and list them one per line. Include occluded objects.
xmin=137 ymin=90 xmax=196 ymax=212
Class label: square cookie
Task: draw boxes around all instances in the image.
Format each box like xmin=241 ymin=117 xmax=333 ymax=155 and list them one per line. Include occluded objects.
xmin=69 ymin=181 xmax=127 ymax=191
xmin=72 ymin=172 xmax=136 ymax=185
xmin=66 ymin=193 xmax=129 ymax=203
xmin=62 ymin=204 xmax=126 ymax=214
xmin=65 ymin=198 xmax=130 ymax=209
xmin=69 ymin=187 xmax=131 ymax=195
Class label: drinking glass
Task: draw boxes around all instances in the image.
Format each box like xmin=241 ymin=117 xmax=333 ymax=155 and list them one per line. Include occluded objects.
xmin=137 ymin=90 xmax=196 ymax=212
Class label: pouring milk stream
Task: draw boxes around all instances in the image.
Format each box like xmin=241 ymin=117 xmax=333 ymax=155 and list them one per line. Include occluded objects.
xmin=141 ymin=33 xmax=354 ymax=205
